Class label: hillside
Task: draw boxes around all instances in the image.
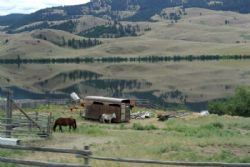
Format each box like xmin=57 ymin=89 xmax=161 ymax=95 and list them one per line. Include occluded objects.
xmin=0 ymin=0 xmax=250 ymax=31
xmin=1 ymin=8 xmax=250 ymax=58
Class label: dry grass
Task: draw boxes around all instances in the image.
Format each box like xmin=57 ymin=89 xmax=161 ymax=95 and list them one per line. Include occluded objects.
xmin=2 ymin=8 xmax=250 ymax=58
xmin=2 ymin=105 xmax=248 ymax=167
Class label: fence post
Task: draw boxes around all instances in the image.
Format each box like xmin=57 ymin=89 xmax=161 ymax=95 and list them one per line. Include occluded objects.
xmin=84 ymin=146 xmax=90 ymax=167
xmin=5 ymin=91 xmax=12 ymax=138
xmin=35 ymin=112 xmax=38 ymax=121
xmin=47 ymin=112 xmax=52 ymax=137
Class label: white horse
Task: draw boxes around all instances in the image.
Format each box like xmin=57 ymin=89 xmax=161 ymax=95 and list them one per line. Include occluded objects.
xmin=99 ymin=113 xmax=116 ymax=123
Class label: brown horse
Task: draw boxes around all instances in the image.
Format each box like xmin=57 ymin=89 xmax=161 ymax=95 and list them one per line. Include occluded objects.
xmin=53 ymin=118 xmax=77 ymax=132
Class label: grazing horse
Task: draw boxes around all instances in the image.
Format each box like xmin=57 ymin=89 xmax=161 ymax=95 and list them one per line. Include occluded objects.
xmin=99 ymin=113 xmax=116 ymax=124
xmin=53 ymin=118 xmax=77 ymax=132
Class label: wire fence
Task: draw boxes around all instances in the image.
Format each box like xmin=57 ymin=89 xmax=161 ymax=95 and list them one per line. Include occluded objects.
xmin=0 ymin=99 xmax=69 ymax=111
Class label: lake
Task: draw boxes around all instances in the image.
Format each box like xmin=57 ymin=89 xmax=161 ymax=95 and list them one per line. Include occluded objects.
xmin=1 ymin=58 xmax=250 ymax=111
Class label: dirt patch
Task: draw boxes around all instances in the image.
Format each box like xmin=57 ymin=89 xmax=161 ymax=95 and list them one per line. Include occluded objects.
xmin=28 ymin=133 xmax=115 ymax=148
xmin=223 ymin=145 xmax=250 ymax=156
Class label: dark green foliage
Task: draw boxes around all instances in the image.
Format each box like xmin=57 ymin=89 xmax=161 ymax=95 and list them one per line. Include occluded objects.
xmin=50 ymin=20 xmax=77 ymax=33
xmin=209 ymin=87 xmax=250 ymax=117
xmin=11 ymin=20 xmax=77 ymax=34
xmin=128 ymin=8 xmax=161 ymax=22
xmin=38 ymin=70 xmax=102 ymax=87
xmin=84 ymin=79 xmax=152 ymax=96
xmin=10 ymin=21 xmax=49 ymax=34
xmin=80 ymin=23 xmax=140 ymax=38
xmin=126 ymin=0 xmax=180 ymax=21
xmin=0 ymin=14 xmax=26 ymax=26
xmin=169 ymin=12 xmax=181 ymax=21
xmin=66 ymin=38 xmax=102 ymax=49
xmin=160 ymin=90 xmax=187 ymax=103
xmin=2 ymin=55 xmax=250 ymax=65
xmin=34 ymin=33 xmax=102 ymax=49
xmin=110 ymin=0 xmax=130 ymax=10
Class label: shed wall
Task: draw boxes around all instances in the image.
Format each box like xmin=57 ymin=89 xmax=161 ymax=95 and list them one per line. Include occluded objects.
xmin=85 ymin=103 xmax=130 ymax=123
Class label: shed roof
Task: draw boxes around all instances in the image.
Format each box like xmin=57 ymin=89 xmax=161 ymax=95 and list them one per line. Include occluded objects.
xmin=84 ymin=96 xmax=130 ymax=104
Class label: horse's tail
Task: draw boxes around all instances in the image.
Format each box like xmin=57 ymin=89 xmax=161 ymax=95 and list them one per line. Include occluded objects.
xmin=73 ymin=119 xmax=77 ymax=130
xmin=53 ymin=119 xmax=58 ymax=132
xmin=53 ymin=122 xmax=57 ymax=132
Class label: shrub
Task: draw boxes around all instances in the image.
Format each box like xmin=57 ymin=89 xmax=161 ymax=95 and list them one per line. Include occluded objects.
xmin=132 ymin=123 xmax=158 ymax=130
xmin=209 ymin=87 xmax=250 ymax=117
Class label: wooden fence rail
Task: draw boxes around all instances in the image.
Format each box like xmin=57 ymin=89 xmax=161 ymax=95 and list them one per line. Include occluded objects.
xmin=91 ymin=156 xmax=250 ymax=167
xmin=0 ymin=144 xmax=91 ymax=167
xmin=0 ymin=144 xmax=250 ymax=167
xmin=0 ymin=157 xmax=87 ymax=167
xmin=0 ymin=144 xmax=91 ymax=155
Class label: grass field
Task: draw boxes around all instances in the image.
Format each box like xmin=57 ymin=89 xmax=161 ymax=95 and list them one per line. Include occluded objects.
xmin=0 ymin=105 xmax=249 ymax=167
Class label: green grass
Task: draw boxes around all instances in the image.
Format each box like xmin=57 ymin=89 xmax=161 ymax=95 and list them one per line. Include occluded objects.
xmin=241 ymin=34 xmax=250 ymax=40
xmin=0 ymin=109 xmax=5 ymax=118
xmin=132 ymin=123 xmax=158 ymax=130
xmin=0 ymin=149 xmax=26 ymax=167
xmin=164 ymin=116 xmax=243 ymax=138
xmin=3 ymin=104 xmax=249 ymax=167
xmin=76 ymin=124 xmax=107 ymax=136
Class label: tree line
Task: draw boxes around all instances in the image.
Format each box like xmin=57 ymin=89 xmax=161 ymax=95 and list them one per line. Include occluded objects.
xmin=35 ymin=33 xmax=102 ymax=49
xmin=79 ymin=22 xmax=146 ymax=38
xmin=84 ymin=79 xmax=152 ymax=97
xmin=1 ymin=55 xmax=250 ymax=65
xmin=65 ymin=38 xmax=102 ymax=49
xmin=38 ymin=70 xmax=102 ymax=87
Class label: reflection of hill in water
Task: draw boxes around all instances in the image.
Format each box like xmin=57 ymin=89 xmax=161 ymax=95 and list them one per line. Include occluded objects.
xmin=34 ymin=70 xmax=103 ymax=90
xmin=61 ymin=79 xmax=152 ymax=97
xmin=2 ymin=60 xmax=248 ymax=111
xmin=0 ymin=85 xmax=208 ymax=111
xmin=0 ymin=86 xmax=67 ymax=99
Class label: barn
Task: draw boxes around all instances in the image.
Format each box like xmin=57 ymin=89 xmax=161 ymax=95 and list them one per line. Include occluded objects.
xmin=83 ymin=96 xmax=132 ymax=123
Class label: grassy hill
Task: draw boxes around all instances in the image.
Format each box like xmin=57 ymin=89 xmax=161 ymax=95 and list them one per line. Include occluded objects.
xmin=1 ymin=0 xmax=250 ymax=30
xmin=1 ymin=8 xmax=250 ymax=58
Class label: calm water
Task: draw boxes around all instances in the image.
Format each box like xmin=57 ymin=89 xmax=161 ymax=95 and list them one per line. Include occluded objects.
xmin=1 ymin=59 xmax=249 ymax=111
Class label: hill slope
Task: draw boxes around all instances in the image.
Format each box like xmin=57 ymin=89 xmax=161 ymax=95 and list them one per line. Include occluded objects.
xmin=1 ymin=8 xmax=250 ymax=58
xmin=1 ymin=0 xmax=250 ymax=33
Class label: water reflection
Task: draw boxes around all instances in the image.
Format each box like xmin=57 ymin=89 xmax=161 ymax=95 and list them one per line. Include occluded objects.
xmin=1 ymin=60 xmax=250 ymax=111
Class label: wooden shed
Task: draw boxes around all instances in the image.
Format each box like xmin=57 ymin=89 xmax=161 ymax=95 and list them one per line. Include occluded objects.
xmin=83 ymin=96 xmax=131 ymax=123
